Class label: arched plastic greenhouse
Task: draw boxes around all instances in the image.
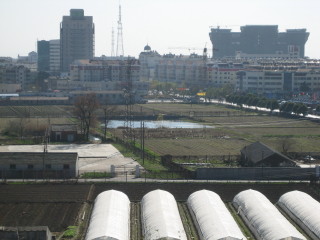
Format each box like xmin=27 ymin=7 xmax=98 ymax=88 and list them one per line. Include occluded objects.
xmin=233 ymin=189 xmax=306 ymax=240
xmin=278 ymin=191 xmax=320 ymax=240
xmin=141 ymin=189 xmax=187 ymax=240
xmin=187 ymin=190 xmax=246 ymax=240
xmin=85 ymin=190 xmax=130 ymax=240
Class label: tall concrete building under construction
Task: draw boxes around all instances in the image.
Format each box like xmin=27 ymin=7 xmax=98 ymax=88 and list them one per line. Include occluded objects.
xmin=60 ymin=9 xmax=95 ymax=72
xmin=209 ymin=25 xmax=309 ymax=58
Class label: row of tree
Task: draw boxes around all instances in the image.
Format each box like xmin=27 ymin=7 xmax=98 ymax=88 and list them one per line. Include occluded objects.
xmin=225 ymin=93 xmax=308 ymax=116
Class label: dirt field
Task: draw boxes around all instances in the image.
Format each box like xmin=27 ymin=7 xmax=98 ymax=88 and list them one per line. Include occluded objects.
xmin=0 ymin=184 xmax=92 ymax=232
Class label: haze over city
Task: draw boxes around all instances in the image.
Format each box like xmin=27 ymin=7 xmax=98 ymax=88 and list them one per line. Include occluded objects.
xmin=1 ymin=0 xmax=320 ymax=59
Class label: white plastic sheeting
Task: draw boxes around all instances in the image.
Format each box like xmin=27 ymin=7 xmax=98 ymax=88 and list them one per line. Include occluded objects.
xmin=278 ymin=191 xmax=320 ymax=239
xmin=233 ymin=189 xmax=306 ymax=240
xmin=187 ymin=190 xmax=246 ymax=240
xmin=85 ymin=190 xmax=130 ymax=240
xmin=141 ymin=189 xmax=187 ymax=240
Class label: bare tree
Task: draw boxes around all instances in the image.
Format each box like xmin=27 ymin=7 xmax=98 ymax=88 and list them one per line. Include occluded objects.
xmin=278 ymin=137 xmax=296 ymax=155
xmin=74 ymin=93 xmax=100 ymax=141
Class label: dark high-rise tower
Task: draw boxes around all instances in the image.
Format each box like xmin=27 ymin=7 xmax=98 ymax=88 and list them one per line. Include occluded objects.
xmin=37 ymin=40 xmax=50 ymax=72
xmin=60 ymin=9 xmax=95 ymax=72
xmin=209 ymin=25 xmax=309 ymax=58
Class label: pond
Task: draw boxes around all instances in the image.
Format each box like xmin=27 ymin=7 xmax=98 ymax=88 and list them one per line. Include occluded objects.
xmin=105 ymin=120 xmax=214 ymax=129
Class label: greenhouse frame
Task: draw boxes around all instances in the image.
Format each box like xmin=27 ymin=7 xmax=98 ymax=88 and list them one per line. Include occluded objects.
xmin=141 ymin=189 xmax=187 ymax=240
xmin=233 ymin=189 xmax=306 ymax=240
xmin=85 ymin=190 xmax=130 ymax=240
xmin=187 ymin=190 xmax=246 ymax=240
xmin=278 ymin=191 xmax=320 ymax=240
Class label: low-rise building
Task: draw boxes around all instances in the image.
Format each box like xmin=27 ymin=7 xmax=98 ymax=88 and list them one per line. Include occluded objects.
xmin=240 ymin=141 xmax=296 ymax=167
xmin=50 ymin=124 xmax=78 ymax=142
xmin=0 ymin=152 xmax=79 ymax=178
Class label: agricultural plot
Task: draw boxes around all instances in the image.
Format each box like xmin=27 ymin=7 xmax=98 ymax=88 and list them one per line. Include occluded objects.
xmin=0 ymin=105 xmax=73 ymax=118
xmin=130 ymin=103 xmax=320 ymax=154
xmin=0 ymin=184 xmax=92 ymax=233
xmin=0 ymin=118 xmax=73 ymax=132
xmin=145 ymin=138 xmax=249 ymax=156
xmin=141 ymin=103 xmax=241 ymax=114
xmin=0 ymin=183 xmax=319 ymax=239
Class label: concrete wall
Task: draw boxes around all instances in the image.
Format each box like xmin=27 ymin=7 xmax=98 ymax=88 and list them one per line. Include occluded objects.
xmin=196 ymin=167 xmax=315 ymax=180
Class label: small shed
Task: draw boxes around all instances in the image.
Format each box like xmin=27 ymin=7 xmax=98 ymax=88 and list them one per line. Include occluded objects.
xmin=50 ymin=124 xmax=78 ymax=142
xmin=0 ymin=226 xmax=52 ymax=240
xmin=240 ymin=141 xmax=296 ymax=167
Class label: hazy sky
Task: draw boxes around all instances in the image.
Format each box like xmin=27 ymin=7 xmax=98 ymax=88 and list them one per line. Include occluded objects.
xmin=1 ymin=0 xmax=319 ymax=59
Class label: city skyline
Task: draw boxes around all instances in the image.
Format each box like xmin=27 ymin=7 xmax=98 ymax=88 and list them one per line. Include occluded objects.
xmin=1 ymin=0 xmax=320 ymax=59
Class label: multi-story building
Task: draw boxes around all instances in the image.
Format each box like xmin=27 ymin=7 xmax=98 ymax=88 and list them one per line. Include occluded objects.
xmin=209 ymin=25 xmax=309 ymax=58
xmin=0 ymin=65 xmax=31 ymax=90
xmin=64 ymin=59 xmax=146 ymax=98
xmin=239 ymin=68 xmax=320 ymax=94
xmin=139 ymin=45 xmax=162 ymax=81
xmin=37 ymin=39 xmax=61 ymax=74
xmin=37 ymin=40 xmax=50 ymax=72
xmin=60 ymin=9 xmax=94 ymax=72
xmin=49 ymin=39 xmax=60 ymax=74
xmin=154 ymin=54 xmax=208 ymax=88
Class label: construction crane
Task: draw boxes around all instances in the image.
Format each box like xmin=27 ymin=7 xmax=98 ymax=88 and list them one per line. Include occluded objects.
xmin=169 ymin=43 xmax=218 ymax=59
xmin=168 ymin=46 xmax=212 ymax=54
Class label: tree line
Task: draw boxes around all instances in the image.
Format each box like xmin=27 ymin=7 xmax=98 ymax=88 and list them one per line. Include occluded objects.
xmin=225 ymin=93 xmax=309 ymax=116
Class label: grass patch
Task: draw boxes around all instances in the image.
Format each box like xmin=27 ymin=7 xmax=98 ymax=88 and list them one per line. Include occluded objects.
xmin=62 ymin=226 xmax=78 ymax=238
xmin=80 ymin=172 xmax=113 ymax=179
xmin=111 ymin=142 xmax=187 ymax=179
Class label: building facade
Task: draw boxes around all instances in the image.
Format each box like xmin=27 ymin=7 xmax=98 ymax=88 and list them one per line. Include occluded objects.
xmin=60 ymin=9 xmax=95 ymax=72
xmin=209 ymin=25 xmax=309 ymax=58
xmin=49 ymin=39 xmax=60 ymax=74
xmin=37 ymin=40 xmax=50 ymax=72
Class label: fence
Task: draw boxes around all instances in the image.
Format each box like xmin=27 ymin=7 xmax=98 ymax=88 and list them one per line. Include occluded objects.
xmin=0 ymin=169 xmax=75 ymax=180
xmin=196 ymin=167 xmax=317 ymax=181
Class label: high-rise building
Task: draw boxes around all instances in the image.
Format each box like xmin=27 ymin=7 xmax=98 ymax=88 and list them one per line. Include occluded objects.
xmin=37 ymin=40 xmax=50 ymax=72
xmin=209 ymin=25 xmax=309 ymax=58
xmin=60 ymin=9 xmax=95 ymax=72
xmin=49 ymin=39 xmax=60 ymax=73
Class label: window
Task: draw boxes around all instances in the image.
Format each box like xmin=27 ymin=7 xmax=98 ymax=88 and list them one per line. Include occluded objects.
xmin=10 ymin=164 xmax=16 ymax=170
xmin=27 ymin=164 xmax=34 ymax=169
xmin=45 ymin=164 xmax=51 ymax=169
xmin=63 ymin=164 xmax=70 ymax=170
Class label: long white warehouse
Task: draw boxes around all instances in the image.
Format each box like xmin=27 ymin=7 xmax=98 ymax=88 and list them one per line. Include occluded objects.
xmin=278 ymin=191 xmax=320 ymax=240
xmin=141 ymin=189 xmax=187 ymax=240
xmin=187 ymin=190 xmax=246 ymax=240
xmin=85 ymin=190 xmax=130 ymax=240
xmin=233 ymin=189 xmax=306 ymax=240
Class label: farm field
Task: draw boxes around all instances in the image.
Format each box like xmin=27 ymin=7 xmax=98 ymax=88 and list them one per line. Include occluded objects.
xmin=131 ymin=103 xmax=320 ymax=155
xmin=0 ymin=184 xmax=92 ymax=236
xmin=0 ymin=105 xmax=73 ymax=118
xmin=0 ymin=103 xmax=320 ymax=154
xmin=145 ymin=138 xmax=249 ymax=156
xmin=0 ymin=183 xmax=319 ymax=239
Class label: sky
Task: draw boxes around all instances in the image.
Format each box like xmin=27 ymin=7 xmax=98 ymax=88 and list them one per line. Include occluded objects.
xmin=0 ymin=0 xmax=320 ymax=59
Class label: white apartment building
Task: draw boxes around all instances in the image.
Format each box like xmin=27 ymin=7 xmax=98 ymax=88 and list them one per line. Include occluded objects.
xmin=49 ymin=40 xmax=60 ymax=73
xmin=239 ymin=69 xmax=320 ymax=93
